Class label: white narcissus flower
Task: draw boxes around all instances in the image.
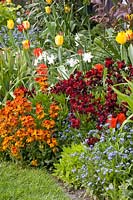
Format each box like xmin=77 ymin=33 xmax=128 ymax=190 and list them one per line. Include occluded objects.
xmin=16 ymin=18 xmax=21 ymax=24
xmin=42 ymin=51 xmax=48 ymax=62
xmin=34 ymin=58 xmax=39 ymax=66
xmin=82 ymin=52 xmax=93 ymax=63
xmin=47 ymin=54 xmax=56 ymax=64
xmin=67 ymin=58 xmax=79 ymax=67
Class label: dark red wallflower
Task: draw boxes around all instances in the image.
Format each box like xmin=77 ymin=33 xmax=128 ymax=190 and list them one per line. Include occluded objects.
xmin=117 ymin=61 xmax=125 ymax=69
xmin=105 ymin=58 xmax=114 ymax=68
xmin=86 ymin=137 xmax=99 ymax=146
xmin=51 ymin=59 xmax=132 ymax=129
xmin=70 ymin=118 xmax=80 ymax=129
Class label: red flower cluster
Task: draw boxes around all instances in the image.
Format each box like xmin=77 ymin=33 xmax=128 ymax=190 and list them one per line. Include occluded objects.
xmin=51 ymin=58 xmax=133 ymax=129
xmin=86 ymin=137 xmax=99 ymax=146
xmin=106 ymin=113 xmax=126 ymax=128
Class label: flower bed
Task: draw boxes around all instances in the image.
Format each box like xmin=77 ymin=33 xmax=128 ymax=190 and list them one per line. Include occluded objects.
xmin=0 ymin=0 xmax=133 ymax=199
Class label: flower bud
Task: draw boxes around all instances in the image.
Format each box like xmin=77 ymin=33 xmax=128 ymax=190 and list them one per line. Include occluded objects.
xmin=22 ymin=20 xmax=30 ymax=30
xmin=45 ymin=6 xmax=51 ymax=14
xmin=125 ymin=29 xmax=133 ymax=41
xmin=125 ymin=14 xmax=133 ymax=21
xmin=55 ymin=34 xmax=64 ymax=46
xmin=7 ymin=19 xmax=14 ymax=30
xmin=22 ymin=40 xmax=30 ymax=49
xmin=45 ymin=0 xmax=53 ymax=4
xmin=115 ymin=31 xmax=127 ymax=45
xmin=6 ymin=0 xmax=12 ymax=3
xmin=64 ymin=5 xmax=71 ymax=13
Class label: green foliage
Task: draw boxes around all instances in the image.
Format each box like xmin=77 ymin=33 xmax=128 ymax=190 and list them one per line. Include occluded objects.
xmin=0 ymin=49 xmax=34 ymax=105
xmin=0 ymin=3 xmax=20 ymax=28
xmin=94 ymin=28 xmax=121 ymax=60
xmin=112 ymin=78 xmax=133 ymax=114
xmin=128 ymin=44 xmax=133 ymax=66
xmin=53 ymin=143 xmax=86 ymax=188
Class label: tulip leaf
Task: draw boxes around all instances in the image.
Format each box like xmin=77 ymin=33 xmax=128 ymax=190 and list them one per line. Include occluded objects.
xmin=112 ymin=86 xmax=133 ymax=112
xmin=128 ymin=44 xmax=133 ymax=66
xmin=120 ymin=44 xmax=128 ymax=64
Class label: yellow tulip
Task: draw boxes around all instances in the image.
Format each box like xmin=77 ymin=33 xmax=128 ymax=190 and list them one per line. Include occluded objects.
xmin=22 ymin=40 xmax=30 ymax=49
xmin=64 ymin=5 xmax=71 ymax=13
xmin=7 ymin=19 xmax=14 ymax=30
xmin=125 ymin=29 xmax=133 ymax=41
xmin=22 ymin=21 xmax=30 ymax=30
xmin=45 ymin=6 xmax=51 ymax=14
xmin=6 ymin=0 xmax=12 ymax=3
xmin=115 ymin=31 xmax=127 ymax=45
xmin=55 ymin=34 xmax=64 ymax=46
xmin=45 ymin=0 xmax=53 ymax=4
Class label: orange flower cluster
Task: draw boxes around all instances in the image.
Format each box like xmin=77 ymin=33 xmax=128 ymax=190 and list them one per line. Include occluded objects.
xmin=0 ymin=87 xmax=60 ymax=162
xmin=35 ymin=63 xmax=49 ymax=92
xmin=49 ymin=103 xmax=60 ymax=118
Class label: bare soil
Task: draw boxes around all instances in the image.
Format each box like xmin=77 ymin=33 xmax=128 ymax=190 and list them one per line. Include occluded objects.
xmin=54 ymin=178 xmax=92 ymax=200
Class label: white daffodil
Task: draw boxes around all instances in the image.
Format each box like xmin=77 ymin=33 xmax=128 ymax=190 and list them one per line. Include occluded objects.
xmin=67 ymin=58 xmax=79 ymax=67
xmin=47 ymin=54 xmax=56 ymax=64
xmin=34 ymin=58 xmax=39 ymax=66
xmin=42 ymin=51 xmax=48 ymax=62
xmin=16 ymin=18 xmax=21 ymax=24
xmin=82 ymin=52 xmax=93 ymax=63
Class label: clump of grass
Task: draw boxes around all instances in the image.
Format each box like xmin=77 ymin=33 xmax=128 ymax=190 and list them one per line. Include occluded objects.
xmin=0 ymin=162 xmax=70 ymax=200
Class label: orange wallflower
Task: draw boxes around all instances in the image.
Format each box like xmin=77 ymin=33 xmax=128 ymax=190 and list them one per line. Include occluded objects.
xmin=11 ymin=145 xmax=19 ymax=157
xmin=0 ymin=86 xmax=59 ymax=165
xmin=49 ymin=103 xmax=60 ymax=118
xmin=36 ymin=63 xmax=48 ymax=76
xmin=31 ymin=159 xmax=38 ymax=167
xmin=13 ymin=87 xmax=25 ymax=97
xmin=35 ymin=76 xmax=48 ymax=92
xmin=21 ymin=115 xmax=35 ymax=128
xmin=94 ymin=63 xmax=104 ymax=73
xmin=36 ymin=103 xmax=45 ymax=119
xmin=42 ymin=119 xmax=55 ymax=129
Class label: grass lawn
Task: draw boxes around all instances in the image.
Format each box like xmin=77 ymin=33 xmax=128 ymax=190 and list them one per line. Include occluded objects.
xmin=0 ymin=162 xmax=70 ymax=200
